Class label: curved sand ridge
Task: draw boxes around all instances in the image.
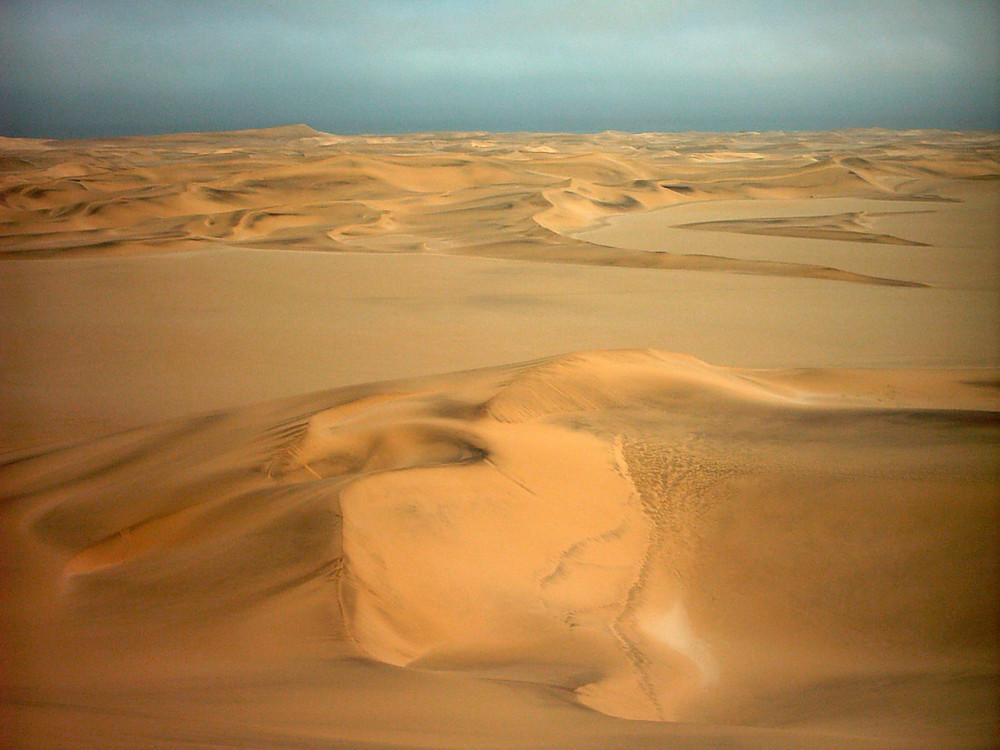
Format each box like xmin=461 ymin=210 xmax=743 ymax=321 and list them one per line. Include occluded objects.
xmin=3 ymin=127 xmax=997 ymax=286
xmin=5 ymin=350 xmax=997 ymax=747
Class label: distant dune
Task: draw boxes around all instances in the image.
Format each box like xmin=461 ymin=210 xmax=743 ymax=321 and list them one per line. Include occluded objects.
xmin=2 ymin=127 xmax=998 ymax=749
xmin=4 ymin=126 xmax=996 ymax=283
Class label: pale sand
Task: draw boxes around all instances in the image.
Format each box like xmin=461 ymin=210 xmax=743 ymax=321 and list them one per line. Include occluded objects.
xmin=573 ymin=191 xmax=1000 ymax=288
xmin=1 ymin=126 xmax=998 ymax=748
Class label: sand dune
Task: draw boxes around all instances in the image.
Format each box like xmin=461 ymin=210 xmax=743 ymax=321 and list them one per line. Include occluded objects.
xmin=2 ymin=127 xmax=999 ymax=748
xmin=4 ymin=126 xmax=996 ymax=283
xmin=3 ymin=351 xmax=997 ymax=748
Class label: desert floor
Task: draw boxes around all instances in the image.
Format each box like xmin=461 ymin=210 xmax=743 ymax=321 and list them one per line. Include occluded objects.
xmin=2 ymin=126 xmax=998 ymax=749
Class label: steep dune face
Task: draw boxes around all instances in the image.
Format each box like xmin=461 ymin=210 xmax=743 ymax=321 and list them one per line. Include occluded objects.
xmin=4 ymin=351 xmax=997 ymax=747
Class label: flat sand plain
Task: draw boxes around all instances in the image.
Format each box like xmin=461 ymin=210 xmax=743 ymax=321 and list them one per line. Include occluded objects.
xmin=2 ymin=126 xmax=998 ymax=748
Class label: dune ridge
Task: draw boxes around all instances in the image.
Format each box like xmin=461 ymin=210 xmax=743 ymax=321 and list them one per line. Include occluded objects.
xmin=3 ymin=127 xmax=996 ymax=286
xmin=3 ymin=350 xmax=998 ymax=747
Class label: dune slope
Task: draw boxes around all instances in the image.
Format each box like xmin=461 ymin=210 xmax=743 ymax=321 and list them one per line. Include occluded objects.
xmin=3 ymin=350 xmax=998 ymax=748
xmin=3 ymin=127 xmax=997 ymax=286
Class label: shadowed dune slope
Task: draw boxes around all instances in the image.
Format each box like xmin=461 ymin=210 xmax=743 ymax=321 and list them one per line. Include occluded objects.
xmin=3 ymin=350 xmax=998 ymax=749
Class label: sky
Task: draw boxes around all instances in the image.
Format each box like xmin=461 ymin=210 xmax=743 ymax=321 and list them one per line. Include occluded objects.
xmin=1 ymin=0 xmax=999 ymax=138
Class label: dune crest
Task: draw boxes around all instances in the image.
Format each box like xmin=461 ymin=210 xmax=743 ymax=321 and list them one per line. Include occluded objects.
xmin=4 ymin=127 xmax=996 ymax=287
xmin=5 ymin=349 xmax=997 ymax=747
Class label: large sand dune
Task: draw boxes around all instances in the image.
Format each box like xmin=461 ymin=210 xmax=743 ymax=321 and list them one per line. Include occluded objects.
xmin=2 ymin=127 xmax=999 ymax=748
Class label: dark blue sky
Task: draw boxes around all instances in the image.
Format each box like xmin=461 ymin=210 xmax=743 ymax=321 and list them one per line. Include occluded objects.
xmin=2 ymin=0 xmax=998 ymax=138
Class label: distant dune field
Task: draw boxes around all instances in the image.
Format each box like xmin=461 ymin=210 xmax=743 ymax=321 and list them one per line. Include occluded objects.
xmin=2 ymin=126 xmax=998 ymax=749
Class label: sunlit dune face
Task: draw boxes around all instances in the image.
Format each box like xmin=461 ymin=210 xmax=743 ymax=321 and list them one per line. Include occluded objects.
xmin=264 ymin=356 xmax=730 ymax=722
xmin=263 ymin=370 xmax=715 ymax=719
xmin=336 ymin=419 xmax=653 ymax=670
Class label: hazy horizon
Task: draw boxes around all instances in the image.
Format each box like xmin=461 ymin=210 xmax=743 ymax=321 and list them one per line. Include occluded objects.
xmin=2 ymin=0 xmax=999 ymax=139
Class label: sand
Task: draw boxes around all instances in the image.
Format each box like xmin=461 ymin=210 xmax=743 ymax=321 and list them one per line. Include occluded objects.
xmin=1 ymin=125 xmax=998 ymax=749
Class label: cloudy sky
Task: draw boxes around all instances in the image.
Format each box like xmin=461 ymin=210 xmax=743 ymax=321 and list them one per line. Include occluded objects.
xmin=2 ymin=0 xmax=998 ymax=137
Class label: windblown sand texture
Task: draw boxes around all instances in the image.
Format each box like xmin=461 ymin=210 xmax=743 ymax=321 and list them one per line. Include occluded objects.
xmin=2 ymin=126 xmax=999 ymax=749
